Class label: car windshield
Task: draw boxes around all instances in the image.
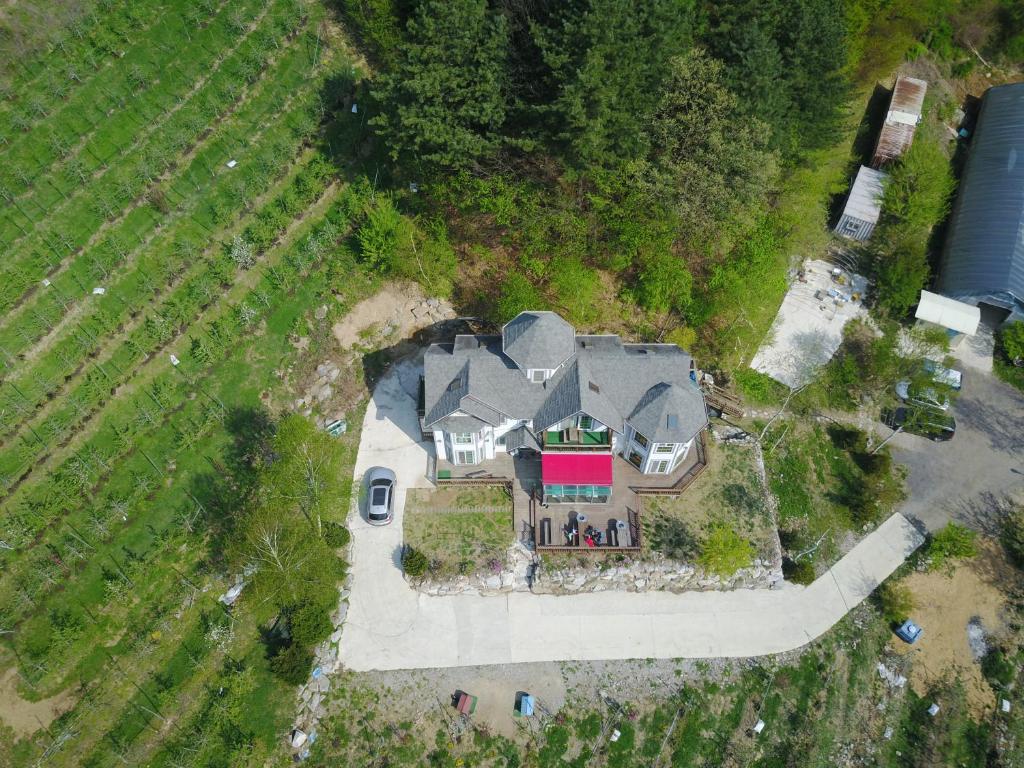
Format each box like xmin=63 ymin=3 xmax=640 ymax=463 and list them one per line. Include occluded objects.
xmin=371 ymin=486 xmax=389 ymax=506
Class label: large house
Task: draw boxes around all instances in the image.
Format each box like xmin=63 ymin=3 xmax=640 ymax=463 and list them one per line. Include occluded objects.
xmin=421 ymin=311 xmax=709 ymax=504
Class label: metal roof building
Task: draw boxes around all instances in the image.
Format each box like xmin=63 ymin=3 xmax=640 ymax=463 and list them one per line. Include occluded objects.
xmin=872 ymin=76 xmax=928 ymax=167
xmin=835 ymin=165 xmax=888 ymax=241
xmin=937 ymin=83 xmax=1024 ymax=323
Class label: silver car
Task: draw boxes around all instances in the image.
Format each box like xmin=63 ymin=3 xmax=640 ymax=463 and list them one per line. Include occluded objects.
xmin=365 ymin=467 xmax=396 ymax=525
xmin=895 ymin=380 xmax=950 ymax=412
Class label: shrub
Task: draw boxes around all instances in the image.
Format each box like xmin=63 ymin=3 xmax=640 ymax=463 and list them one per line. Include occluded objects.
xmin=927 ymin=522 xmax=977 ymax=572
xmin=877 ymin=580 xmax=915 ymax=624
xmin=981 ymin=648 xmax=1015 ymax=688
xmin=495 ymin=271 xmax=544 ymax=323
xmin=270 ymin=643 xmax=314 ymax=685
xmin=19 ymin=615 xmax=54 ymax=659
xmin=402 ymin=546 xmax=429 ymax=578
xmin=1001 ymin=504 xmax=1024 ymax=568
xmin=650 ymin=517 xmax=698 ymax=562
xmin=698 ymin=524 xmax=754 ymax=577
xmin=1000 ymin=322 xmax=1024 ymax=364
xmin=288 ymin=602 xmax=333 ymax=648
xmin=782 ymin=557 xmax=815 ymax=585
xmin=665 ymin=326 xmax=697 ymax=351
xmin=323 ymin=521 xmax=351 ymax=548
xmin=733 ymin=368 xmax=785 ymax=406
xmin=357 ymin=195 xmax=410 ymax=272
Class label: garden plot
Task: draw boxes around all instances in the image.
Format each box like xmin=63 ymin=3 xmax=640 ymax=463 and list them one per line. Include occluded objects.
xmin=403 ymin=486 xmax=514 ymax=578
xmin=750 ymin=259 xmax=868 ymax=388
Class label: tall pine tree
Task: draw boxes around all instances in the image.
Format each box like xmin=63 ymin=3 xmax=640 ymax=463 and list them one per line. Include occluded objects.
xmin=371 ymin=0 xmax=509 ymax=171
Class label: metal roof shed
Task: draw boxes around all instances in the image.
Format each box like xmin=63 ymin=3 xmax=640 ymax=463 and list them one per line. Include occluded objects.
xmin=915 ymin=290 xmax=980 ymax=336
xmin=872 ymin=76 xmax=928 ymax=167
xmin=937 ymin=83 xmax=1024 ymax=323
xmin=835 ymin=166 xmax=888 ymax=241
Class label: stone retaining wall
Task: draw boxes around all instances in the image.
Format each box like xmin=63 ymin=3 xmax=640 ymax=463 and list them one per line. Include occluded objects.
xmin=410 ymin=426 xmax=786 ymax=597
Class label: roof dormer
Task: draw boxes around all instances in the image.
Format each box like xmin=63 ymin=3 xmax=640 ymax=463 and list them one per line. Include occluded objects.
xmin=501 ymin=311 xmax=575 ymax=376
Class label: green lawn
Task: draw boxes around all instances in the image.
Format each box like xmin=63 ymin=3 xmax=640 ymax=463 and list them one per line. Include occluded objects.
xmin=403 ymin=486 xmax=513 ymax=576
xmin=642 ymin=439 xmax=777 ymax=573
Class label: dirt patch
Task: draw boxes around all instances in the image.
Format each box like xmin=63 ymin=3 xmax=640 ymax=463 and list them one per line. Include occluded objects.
xmin=331 ymin=282 xmax=455 ymax=351
xmin=352 ymin=663 xmax=567 ymax=741
xmin=0 ymin=667 xmax=76 ymax=737
xmin=890 ymin=541 xmax=1011 ymax=717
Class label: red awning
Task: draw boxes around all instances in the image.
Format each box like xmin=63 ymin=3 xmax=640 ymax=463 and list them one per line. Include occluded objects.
xmin=541 ymin=453 xmax=613 ymax=485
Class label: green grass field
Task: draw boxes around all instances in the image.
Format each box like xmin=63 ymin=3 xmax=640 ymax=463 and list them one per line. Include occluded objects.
xmin=404 ymin=486 xmax=513 ymax=577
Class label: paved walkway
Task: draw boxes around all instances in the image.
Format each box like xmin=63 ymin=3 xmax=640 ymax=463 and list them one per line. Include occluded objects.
xmin=339 ymin=361 xmax=925 ymax=672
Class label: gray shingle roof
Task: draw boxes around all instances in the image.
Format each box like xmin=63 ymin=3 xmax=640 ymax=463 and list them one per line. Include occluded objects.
xmin=433 ymin=414 xmax=489 ymax=433
xmin=501 ymin=311 xmax=576 ymax=370
xmin=627 ymin=382 xmax=708 ymax=443
xmin=938 ymin=83 xmax=1024 ymax=316
xmin=423 ymin=318 xmax=708 ymax=445
xmin=505 ymin=425 xmax=540 ymax=452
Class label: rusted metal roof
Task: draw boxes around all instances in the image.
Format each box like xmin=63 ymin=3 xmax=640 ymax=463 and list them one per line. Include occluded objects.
xmin=872 ymin=76 xmax=928 ymax=167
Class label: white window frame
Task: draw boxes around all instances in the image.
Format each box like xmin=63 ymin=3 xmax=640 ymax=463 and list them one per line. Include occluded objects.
xmin=530 ymin=369 xmax=546 ymax=383
xmin=453 ymin=432 xmax=474 ymax=445
xmin=654 ymin=443 xmax=675 ymax=454
xmin=650 ymin=459 xmax=671 ymax=474
xmin=454 ymin=449 xmax=477 ymax=465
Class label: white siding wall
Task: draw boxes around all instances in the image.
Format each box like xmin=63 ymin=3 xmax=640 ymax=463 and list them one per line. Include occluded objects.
xmin=622 ymin=423 xmax=694 ymax=474
xmin=438 ymin=417 xmax=529 ymax=464
xmin=546 ymin=413 xmax=609 ymax=434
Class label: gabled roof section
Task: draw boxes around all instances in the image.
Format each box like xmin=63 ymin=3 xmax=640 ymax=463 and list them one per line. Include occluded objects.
xmin=627 ymin=382 xmax=708 ymax=444
xmin=502 ymin=311 xmax=575 ymax=371
xmin=423 ymin=355 xmax=470 ymax=427
xmin=533 ymin=357 xmax=621 ymax=433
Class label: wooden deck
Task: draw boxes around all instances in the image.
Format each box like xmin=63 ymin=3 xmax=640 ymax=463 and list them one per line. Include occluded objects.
xmin=429 ymin=431 xmax=708 ymax=553
xmin=530 ymin=501 xmax=641 ymax=551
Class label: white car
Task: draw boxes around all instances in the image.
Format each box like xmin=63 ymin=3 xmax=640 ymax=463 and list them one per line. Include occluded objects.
xmin=365 ymin=467 xmax=396 ymax=525
xmin=895 ymin=380 xmax=950 ymax=412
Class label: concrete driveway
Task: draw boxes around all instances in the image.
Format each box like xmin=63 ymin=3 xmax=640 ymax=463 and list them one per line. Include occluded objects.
xmin=887 ymin=368 xmax=1024 ymax=534
xmin=339 ymin=359 xmax=925 ymax=671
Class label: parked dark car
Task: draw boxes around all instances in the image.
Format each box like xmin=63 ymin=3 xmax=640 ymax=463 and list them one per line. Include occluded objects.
xmin=882 ymin=406 xmax=955 ymax=442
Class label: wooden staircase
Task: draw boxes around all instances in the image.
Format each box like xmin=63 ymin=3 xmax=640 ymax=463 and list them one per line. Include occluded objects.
xmin=701 ymin=381 xmax=744 ymax=418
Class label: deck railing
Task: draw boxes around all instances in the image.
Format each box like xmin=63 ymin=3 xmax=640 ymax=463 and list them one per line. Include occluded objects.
xmin=541 ymin=429 xmax=612 ymax=451
xmin=530 ymin=498 xmax=641 ymax=551
xmin=631 ymin=430 xmax=708 ymax=497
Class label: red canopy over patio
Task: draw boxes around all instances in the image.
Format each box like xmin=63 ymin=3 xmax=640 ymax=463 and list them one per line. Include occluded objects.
xmin=541 ymin=452 xmax=613 ymax=485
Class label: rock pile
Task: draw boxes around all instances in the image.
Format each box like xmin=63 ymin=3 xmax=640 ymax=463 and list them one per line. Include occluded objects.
xmin=293 ymin=360 xmax=344 ymax=421
xmin=290 ymin=561 xmax=352 ymax=757
xmin=531 ymin=557 xmax=783 ymax=594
